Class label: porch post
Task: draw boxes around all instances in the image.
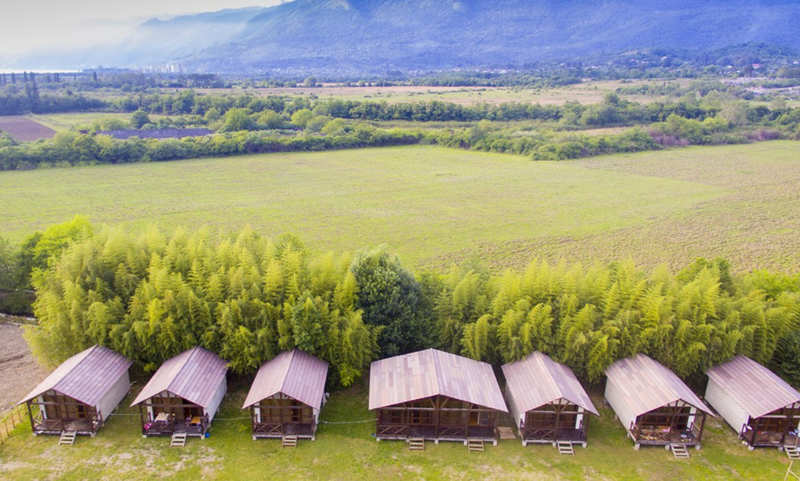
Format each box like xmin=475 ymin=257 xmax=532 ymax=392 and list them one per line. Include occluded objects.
xmin=697 ymin=411 xmax=707 ymax=443
xmin=26 ymin=401 xmax=35 ymax=433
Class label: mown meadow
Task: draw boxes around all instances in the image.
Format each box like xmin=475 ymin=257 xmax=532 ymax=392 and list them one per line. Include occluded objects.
xmin=1 ymin=142 xmax=799 ymax=272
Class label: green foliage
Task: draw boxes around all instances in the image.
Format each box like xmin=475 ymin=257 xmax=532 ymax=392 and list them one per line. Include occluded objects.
xmin=27 ymin=226 xmax=379 ymax=386
xmin=350 ymin=247 xmax=428 ymax=357
xmin=17 ymin=215 xmax=93 ymax=288
xmin=129 ymin=110 xmax=151 ymax=129
xmin=433 ymin=259 xmax=800 ymax=382
xmin=25 ymin=221 xmax=800 ymax=385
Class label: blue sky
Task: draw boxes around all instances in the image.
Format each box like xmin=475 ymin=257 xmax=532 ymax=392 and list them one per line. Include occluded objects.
xmin=0 ymin=0 xmax=289 ymax=57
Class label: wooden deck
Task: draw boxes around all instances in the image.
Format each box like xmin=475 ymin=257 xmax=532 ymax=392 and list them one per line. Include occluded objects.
xmin=632 ymin=426 xmax=701 ymax=447
xmin=143 ymin=419 xmax=207 ymax=438
xmin=523 ymin=428 xmax=587 ymax=445
xmin=33 ymin=418 xmax=100 ymax=436
xmin=376 ymin=424 xmax=496 ymax=443
xmin=252 ymin=422 xmax=317 ymax=439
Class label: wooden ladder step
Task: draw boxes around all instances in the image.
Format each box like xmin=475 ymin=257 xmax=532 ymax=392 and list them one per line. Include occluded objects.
xmin=467 ymin=439 xmax=484 ymax=452
xmin=170 ymin=432 xmax=187 ymax=448
xmin=282 ymin=435 xmax=298 ymax=448
xmin=670 ymin=443 xmax=690 ymax=459
xmin=409 ymin=438 xmax=425 ymax=451
xmin=59 ymin=431 xmax=77 ymax=446
xmin=786 ymin=445 xmax=800 ymax=460
xmin=557 ymin=441 xmax=575 ymax=455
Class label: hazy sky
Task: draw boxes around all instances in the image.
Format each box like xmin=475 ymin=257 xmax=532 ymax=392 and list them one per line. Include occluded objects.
xmin=0 ymin=0 xmax=288 ymax=58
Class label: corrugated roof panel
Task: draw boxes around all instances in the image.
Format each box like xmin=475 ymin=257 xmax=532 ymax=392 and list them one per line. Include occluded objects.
xmin=707 ymin=355 xmax=800 ymax=419
xmin=369 ymin=349 xmax=507 ymax=412
xmin=605 ymin=354 xmax=713 ymax=417
xmin=242 ymin=349 xmax=329 ymax=409
xmin=502 ymin=352 xmax=598 ymax=416
xmin=20 ymin=345 xmax=132 ymax=407
xmin=131 ymin=347 xmax=228 ymax=408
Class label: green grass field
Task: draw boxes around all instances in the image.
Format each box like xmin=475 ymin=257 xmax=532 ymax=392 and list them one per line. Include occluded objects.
xmin=0 ymin=145 xmax=731 ymax=267
xmin=2 ymin=142 xmax=799 ymax=272
xmin=0 ymin=382 xmax=791 ymax=481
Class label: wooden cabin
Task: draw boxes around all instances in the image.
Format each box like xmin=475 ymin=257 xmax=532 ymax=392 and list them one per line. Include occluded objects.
xmin=706 ymin=355 xmax=800 ymax=450
xmin=242 ymin=349 xmax=329 ymax=441
xmin=20 ymin=345 xmax=132 ymax=438
xmin=131 ymin=347 xmax=228 ymax=440
xmin=605 ymin=354 xmax=714 ymax=451
xmin=502 ymin=352 xmax=598 ymax=447
xmin=369 ymin=349 xmax=508 ymax=445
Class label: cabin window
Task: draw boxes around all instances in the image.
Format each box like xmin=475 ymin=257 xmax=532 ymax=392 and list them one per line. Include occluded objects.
xmin=384 ymin=410 xmax=405 ymax=424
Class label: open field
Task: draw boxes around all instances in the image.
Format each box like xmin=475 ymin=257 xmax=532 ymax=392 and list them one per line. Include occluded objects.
xmin=0 ymin=117 xmax=56 ymax=142
xmin=192 ymin=79 xmax=681 ymax=106
xmin=0 ymin=145 xmax=725 ymax=266
xmin=0 ymin=142 xmax=798 ymax=272
xmin=31 ymin=113 xmax=166 ymax=132
xmin=0 ymin=380 xmax=792 ymax=480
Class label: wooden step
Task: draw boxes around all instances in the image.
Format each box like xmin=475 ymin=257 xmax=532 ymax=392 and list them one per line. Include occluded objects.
xmin=467 ymin=439 xmax=484 ymax=452
xmin=282 ymin=435 xmax=298 ymax=448
xmin=786 ymin=445 xmax=800 ymax=460
xmin=670 ymin=443 xmax=690 ymax=459
xmin=557 ymin=441 xmax=575 ymax=455
xmin=171 ymin=432 xmax=187 ymax=448
xmin=497 ymin=426 xmax=516 ymax=440
xmin=59 ymin=431 xmax=77 ymax=446
xmin=409 ymin=438 xmax=425 ymax=451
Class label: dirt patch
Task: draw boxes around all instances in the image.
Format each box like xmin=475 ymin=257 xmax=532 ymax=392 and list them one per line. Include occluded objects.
xmin=0 ymin=323 xmax=47 ymax=414
xmin=0 ymin=116 xmax=57 ymax=142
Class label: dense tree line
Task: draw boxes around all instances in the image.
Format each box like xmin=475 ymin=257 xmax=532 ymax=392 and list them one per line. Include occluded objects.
xmin=0 ymin=90 xmax=106 ymax=115
xmin=18 ymin=224 xmax=800 ymax=387
xmin=0 ymin=127 xmax=422 ymax=170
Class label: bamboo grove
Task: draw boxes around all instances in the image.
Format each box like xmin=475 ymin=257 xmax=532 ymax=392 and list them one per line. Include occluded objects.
xmin=23 ymin=225 xmax=800 ymax=386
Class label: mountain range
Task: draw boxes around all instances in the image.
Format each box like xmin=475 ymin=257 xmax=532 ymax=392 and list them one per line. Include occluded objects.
xmin=19 ymin=0 xmax=800 ymax=73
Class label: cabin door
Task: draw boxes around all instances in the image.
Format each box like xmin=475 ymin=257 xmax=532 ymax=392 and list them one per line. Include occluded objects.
xmin=469 ymin=411 xmax=491 ymax=427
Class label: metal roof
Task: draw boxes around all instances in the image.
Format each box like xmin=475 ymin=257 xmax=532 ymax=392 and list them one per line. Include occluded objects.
xmin=131 ymin=347 xmax=228 ymax=409
xmin=20 ymin=345 xmax=132 ymax=407
xmin=502 ymin=352 xmax=599 ymax=416
xmin=368 ymin=349 xmax=507 ymax=412
xmin=605 ymin=354 xmax=713 ymax=417
xmin=707 ymin=355 xmax=800 ymax=419
xmin=242 ymin=349 xmax=329 ymax=410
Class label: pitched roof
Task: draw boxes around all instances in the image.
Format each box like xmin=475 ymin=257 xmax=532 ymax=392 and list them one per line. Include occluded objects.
xmin=707 ymin=355 xmax=800 ymax=419
xmin=242 ymin=349 xmax=329 ymax=410
xmin=20 ymin=345 xmax=132 ymax=407
xmin=131 ymin=347 xmax=228 ymax=409
xmin=368 ymin=349 xmax=507 ymax=412
xmin=605 ymin=354 xmax=713 ymax=417
xmin=502 ymin=352 xmax=599 ymax=416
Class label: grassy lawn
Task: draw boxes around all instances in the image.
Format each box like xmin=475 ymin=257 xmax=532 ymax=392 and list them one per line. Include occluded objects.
xmin=0 ymin=382 xmax=790 ymax=480
xmin=0 ymin=145 xmax=726 ymax=268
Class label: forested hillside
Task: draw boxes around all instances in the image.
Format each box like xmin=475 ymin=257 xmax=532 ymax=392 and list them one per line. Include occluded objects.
xmin=26 ymin=0 xmax=800 ymax=72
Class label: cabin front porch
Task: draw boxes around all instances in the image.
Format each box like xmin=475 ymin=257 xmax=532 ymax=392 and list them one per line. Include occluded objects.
xmin=629 ymin=401 xmax=707 ymax=449
xmin=252 ymin=422 xmax=317 ymax=439
xmin=740 ymin=423 xmax=800 ymax=449
xmin=375 ymin=424 xmax=497 ymax=443
xmin=27 ymin=400 xmax=102 ymax=436
xmin=522 ymin=427 xmax=587 ymax=445
xmin=140 ymin=408 xmax=209 ymax=438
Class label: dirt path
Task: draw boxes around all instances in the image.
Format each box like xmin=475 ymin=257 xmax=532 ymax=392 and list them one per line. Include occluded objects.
xmin=0 ymin=323 xmax=47 ymax=415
